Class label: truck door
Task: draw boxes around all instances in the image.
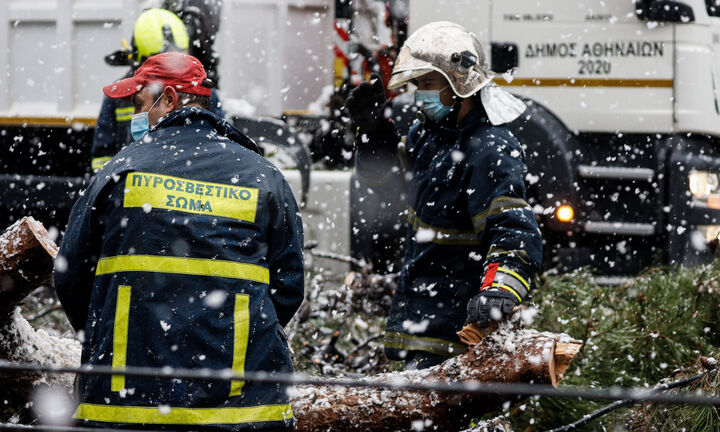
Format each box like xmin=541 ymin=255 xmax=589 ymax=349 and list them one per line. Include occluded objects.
xmin=490 ymin=0 xmax=674 ymax=134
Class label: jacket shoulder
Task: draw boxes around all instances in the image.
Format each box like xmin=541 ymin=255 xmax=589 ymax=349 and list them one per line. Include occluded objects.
xmin=465 ymin=125 xmax=523 ymax=158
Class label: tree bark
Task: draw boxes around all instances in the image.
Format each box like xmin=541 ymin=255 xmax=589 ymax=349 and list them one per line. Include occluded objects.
xmin=0 ymin=217 xmax=58 ymax=324
xmin=0 ymin=217 xmax=77 ymax=420
xmin=291 ymin=326 xmax=581 ymax=432
xmin=0 ymin=218 xmax=583 ymax=430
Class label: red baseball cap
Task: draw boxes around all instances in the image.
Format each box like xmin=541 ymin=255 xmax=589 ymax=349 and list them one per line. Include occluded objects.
xmin=103 ymin=52 xmax=212 ymax=100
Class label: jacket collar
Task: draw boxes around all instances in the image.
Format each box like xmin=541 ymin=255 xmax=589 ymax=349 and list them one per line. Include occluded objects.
xmin=420 ymin=105 xmax=490 ymax=139
xmin=151 ymin=106 xmax=262 ymax=154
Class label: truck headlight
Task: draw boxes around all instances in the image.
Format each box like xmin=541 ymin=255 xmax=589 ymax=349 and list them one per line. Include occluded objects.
xmin=688 ymin=170 xmax=720 ymax=199
xmin=693 ymin=225 xmax=720 ymax=251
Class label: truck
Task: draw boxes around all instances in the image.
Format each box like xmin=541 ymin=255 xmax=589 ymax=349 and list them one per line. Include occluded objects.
xmin=0 ymin=0 xmax=353 ymax=273
xmin=2 ymin=0 xmax=720 ymax=279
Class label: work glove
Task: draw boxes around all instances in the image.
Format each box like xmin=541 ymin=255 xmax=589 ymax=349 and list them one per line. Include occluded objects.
xmin=466 ymin=289 xmax=518 ymax=328
xmin=344 ymin=73 xmax=390 ymax=137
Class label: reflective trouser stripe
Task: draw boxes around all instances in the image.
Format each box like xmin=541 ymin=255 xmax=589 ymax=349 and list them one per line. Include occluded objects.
xmin=96 ymin=255 xmax=270 ymax=284
xmin=384 ymin=331 xmax=467 ymax=357
xmin=111 ymin=285 xmax=131 ymax=391
xmin=472 ymin=196 xmax=532 ymax=233
xmin=229 ymin=294 xmax=250 ymax=397
xmin=72 ymin=403 xmax=294 ymax=424
xmin=91 ymin=156 xmax=112 ymax=172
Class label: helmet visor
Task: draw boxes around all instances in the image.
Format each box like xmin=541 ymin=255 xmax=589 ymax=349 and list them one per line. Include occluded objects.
xmin=388 ymin=68 xmax=435 ymax=89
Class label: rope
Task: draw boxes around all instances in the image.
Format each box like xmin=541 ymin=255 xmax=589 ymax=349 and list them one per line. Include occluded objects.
xmin=1 ymin=360 xmax=719 ymax=407
xmin=546 ymin=370 xmax=715 ymax=432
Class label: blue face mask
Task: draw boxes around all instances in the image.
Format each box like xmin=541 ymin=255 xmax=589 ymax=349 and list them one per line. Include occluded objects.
xmin=414 ymin=87 xmax=453 ymax=122
xmin=130 ymin=94 xmax=163 ymax=141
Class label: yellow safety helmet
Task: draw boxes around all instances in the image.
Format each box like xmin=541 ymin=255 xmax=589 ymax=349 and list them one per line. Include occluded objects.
xmin=133 ymin=8 xmax=189 ymax=64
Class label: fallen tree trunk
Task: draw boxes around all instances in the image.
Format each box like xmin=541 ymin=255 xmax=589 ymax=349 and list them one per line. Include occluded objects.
xmin=0 ymin=217 xmax=58 ymax=323
xmin=292 ymin=325 xmax=581 ymax=431
xmin=0 ymin=303 xmax=581 ymax=431
xmin=0 ymin=218 xmax=582 ymax=431
xmin=0 ymin=217 xmax=78 ymax=419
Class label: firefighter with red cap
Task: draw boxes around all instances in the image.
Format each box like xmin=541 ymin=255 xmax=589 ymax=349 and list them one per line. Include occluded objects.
xmin=55 ymin=52 xmax=304 ymax=431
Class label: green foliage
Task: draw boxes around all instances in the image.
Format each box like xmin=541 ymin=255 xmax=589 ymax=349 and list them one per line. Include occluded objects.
xmin=510 ymin=264 xmax=720 ymax=431
xmin=641 ymin=371 xmax=720 ymax=431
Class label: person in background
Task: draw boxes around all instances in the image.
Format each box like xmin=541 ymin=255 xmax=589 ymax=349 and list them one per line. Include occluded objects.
xmin=56 ymin=52 xmax=303 ymax=430
xmin=91 ymin=8 xmax=225 ymax=172
xmin=345 ymin=21 xmax=543 ymax=370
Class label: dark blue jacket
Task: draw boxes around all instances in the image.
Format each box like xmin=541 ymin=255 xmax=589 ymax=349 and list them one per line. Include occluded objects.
xmin=56 ymin=107 xmax=303 ymax=431
xmin=356 ymin=107 xmax=542 ymax=361
xmin=91 ymin=70 xmax=226 ymax=171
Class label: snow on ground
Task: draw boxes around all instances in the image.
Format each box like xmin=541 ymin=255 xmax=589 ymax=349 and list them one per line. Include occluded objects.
xmin=1 ymin=308 xmax=80 ymax=391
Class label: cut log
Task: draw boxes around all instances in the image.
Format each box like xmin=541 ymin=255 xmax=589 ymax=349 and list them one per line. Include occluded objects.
xmin=0 ymin=216 xmax=58 ymax=323
xmin=0 ymin=217 xmax=70 ymax=420
xmin=292 ymin=324 xmax=582 ymax=431
xmin=0 ymin=305 xmax=580 ymax=431
xmin=0 ymin=219 xmax=583 ymax=431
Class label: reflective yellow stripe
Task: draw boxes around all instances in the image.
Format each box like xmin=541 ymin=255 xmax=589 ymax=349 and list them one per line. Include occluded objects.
xmin=91 ymin=157 xmax=112 ymax=171
xmin=407 ymin=207 xmax=479 ymax=246
xmin=96 ymin=255 xmax=269 ymax=284
xmin=384 ymin=331 xmax=466 ymax=357
xmin=72 ymin=403 xmax=293 ymax=425
xmin=487 ymin=246 xmax=532 ymax=266
xmin=491 ymin=282 xmax=523 ymax=303
xmin=497 ymin=266 xmax=530 ymax=291
xmin=111 ymin=285 xmax=131 ymax=391
xmin=115 ymin=107 xmax=134 ymax=122
xmin=229 ymin=294 xmax=250 ymax=397
xmin=472 ymin=196 xmax=531 ymax=233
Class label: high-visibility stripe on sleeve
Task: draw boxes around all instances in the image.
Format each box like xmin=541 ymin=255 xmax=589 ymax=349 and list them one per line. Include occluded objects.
xmin=72 ymin=403 xmax=294 ymax=425
xmin=407 ymin=207 xmax=479 ymax=246
xmin=91 ymin=156 xmax=112 ymax=171
xmin=498 ymin=266 xmax=530 ymax=291
xmin=491 ymin=282 xmax=523 ymax=303
xmin=95 ymin=255 xmax=270 ymax=284
xmin=111 ymin=285 xmax=131 ymax=392
xmin=115 ymin=107 xmax=134 ymax=122
xmin=472 ymin=196 xmax=532 ymax=233
xmin=489 ymin=266 xmax=531 ymax=303
xmin=487 ymin=246 xmax=532 ymax=266
xmin=229 ymin=294 xmax=250 ymax=397
xmin=384 ymin=331 xmax=467 ymax=357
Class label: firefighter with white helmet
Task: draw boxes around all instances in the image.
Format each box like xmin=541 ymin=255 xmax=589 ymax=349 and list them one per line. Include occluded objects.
xmin=91 ymin=8 xmax=225 ymax=172
xmin=346 ymin=21 xmax=542 ymax=369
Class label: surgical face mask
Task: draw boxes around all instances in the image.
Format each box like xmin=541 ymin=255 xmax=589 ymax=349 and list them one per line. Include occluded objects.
xmin=130 ymin=94 xmax=163 ymax=141
xmin=414 ymin=86 xmax=453 ymax=122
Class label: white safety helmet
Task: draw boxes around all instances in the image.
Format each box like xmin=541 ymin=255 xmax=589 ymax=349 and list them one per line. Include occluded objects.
xmin=389 ymin=21 xmax=491 ymax=97
xmin=389 ymin=21 xmax=525 ymax=125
